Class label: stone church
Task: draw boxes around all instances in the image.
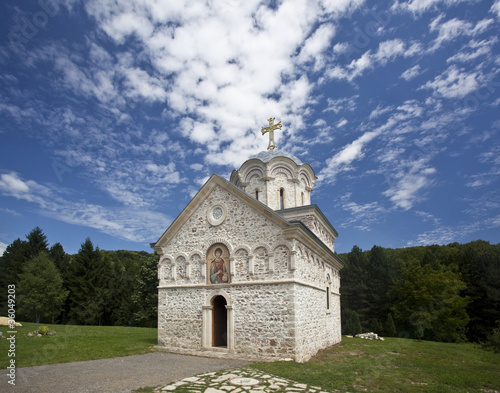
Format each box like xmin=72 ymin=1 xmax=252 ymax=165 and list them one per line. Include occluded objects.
xmin=152 ymin=120 xmax=343 ymax=362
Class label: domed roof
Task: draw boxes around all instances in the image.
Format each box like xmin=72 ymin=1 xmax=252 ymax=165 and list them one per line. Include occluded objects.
xmin=249 ymin=149 xmax=303 ymax=166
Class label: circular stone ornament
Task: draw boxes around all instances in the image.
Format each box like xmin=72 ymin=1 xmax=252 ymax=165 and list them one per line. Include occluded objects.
xmin=207 ymin=203 xmax=227 ymax=226
xmin=229 ymin=377 xmax=261 ymax=386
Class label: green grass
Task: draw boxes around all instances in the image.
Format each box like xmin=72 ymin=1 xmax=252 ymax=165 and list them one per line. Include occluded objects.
xmin=0 ymin=322 xmax=157 ymax=368
xmin=252 ymin=337 xmax=500 ymax=393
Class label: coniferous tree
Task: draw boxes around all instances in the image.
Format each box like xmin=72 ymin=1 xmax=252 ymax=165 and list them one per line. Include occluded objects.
xmin=67 ymin=238 xmax=112 ymax=325
xmin=341 ymin=245 xmax=370 ymax=325
xmin=384 ymin=313 xmax=397 ymax=337
xmin=25 ymin=226 xmax=49 ymax=260
xmin=344 ymin=310 xmax=362 ymax=335
xmin=0 ymin=238 xmax=28 ymax=314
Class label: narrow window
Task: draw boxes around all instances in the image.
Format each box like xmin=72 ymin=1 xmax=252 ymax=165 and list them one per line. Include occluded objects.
xmin=301 ymin=192 xmax=304 ymax=205
xmin=327 ymin=287 xmax=330 ymax=309
xmin=279 ymin=188 xmax=284 ymax=210
xmin=255 ymin=190 xmax=259 ymax=200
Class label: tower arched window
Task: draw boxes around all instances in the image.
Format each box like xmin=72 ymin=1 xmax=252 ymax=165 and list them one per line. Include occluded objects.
xmin=279 ymin=188 xmax=284 ymax=210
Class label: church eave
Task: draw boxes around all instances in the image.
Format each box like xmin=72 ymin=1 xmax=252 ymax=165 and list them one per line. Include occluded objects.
xmin=284 ymin=223 xmax=344 ymax=270
xmin=276 ymin=204 xmax=339 ymax=238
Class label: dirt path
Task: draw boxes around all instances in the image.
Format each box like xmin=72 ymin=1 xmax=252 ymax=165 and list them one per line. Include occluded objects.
xmin=1 ymin=352 xmax=250 ymax=393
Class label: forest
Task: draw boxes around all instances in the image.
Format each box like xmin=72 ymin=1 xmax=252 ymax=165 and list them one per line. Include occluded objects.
xmin=0 ymin=227 xmax=499 ymax=348
xmin=0 ymin=227 xmax=158 ymax=328
xmin=338 ymin=241 xmax=500 ymax=346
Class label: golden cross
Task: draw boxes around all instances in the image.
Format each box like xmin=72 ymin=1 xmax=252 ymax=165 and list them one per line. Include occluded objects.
xmin=261 ymin=117 xmax=282 ymax=150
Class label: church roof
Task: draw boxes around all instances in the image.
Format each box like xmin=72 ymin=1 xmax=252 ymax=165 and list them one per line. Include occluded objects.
xmin=249 ymin=149 xmax=303 ymax=166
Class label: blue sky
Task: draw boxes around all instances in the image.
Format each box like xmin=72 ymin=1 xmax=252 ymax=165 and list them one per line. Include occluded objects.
xmin=1 ymin=0 xmax=499 ymax=255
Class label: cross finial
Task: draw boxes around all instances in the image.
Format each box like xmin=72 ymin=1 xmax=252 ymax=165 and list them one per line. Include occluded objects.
xmin=261 ymin=117 xmax=282 ymax=150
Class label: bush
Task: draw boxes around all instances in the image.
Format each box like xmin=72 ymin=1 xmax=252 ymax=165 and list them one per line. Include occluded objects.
xmin=482 ymin=324 xmax=500 ymax=353
xmin=38 ymin=326 xmax=49 ymax=336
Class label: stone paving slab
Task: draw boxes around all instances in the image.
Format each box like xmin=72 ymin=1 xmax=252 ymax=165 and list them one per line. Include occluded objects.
xmin=151 ymin=367 xmax=336 ymax=393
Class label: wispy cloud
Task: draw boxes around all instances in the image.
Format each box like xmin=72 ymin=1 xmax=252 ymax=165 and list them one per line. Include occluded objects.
xmin=420 ymin=65 xmax=480 ymax=98
xmin=327 ymin=38 xmax=422 ymax=81
xmin=401 ymin=64 xmax=422 ymax=81
xmin=393 ymin=0 xmax=475 ymax=15
xmin=340 ymin=193 xmax=387 ymax=231
xmin=0 ymin=172 xmax=171 ymax=243
xmin=429 ymin=14 xmax=494 ymax=51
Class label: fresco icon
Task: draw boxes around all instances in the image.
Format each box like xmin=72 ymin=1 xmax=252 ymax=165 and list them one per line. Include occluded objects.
xmin=207 ymin=243 xmax=230 ymax=284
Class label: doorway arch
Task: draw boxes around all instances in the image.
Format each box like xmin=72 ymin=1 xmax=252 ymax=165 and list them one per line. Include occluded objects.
xmin=202 ymin=291 xmax=234 ymax=352
xmin=212 ymin=295 xmax=227 ymax=347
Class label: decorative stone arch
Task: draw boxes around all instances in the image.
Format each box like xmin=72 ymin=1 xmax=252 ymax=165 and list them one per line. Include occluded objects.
xmin=175 ymin=253 xmax=189 ymax=281
xmin=233 ymin=245 xmax=251 ymax=277
xmin=189 ymin=251 xmax=204 ymax=281
xmin=244 ymin=167 xmax=265 ymax=182
xmin=252 ymin=243 xmax=271 ymax=254
xmin=204 ymin=238 xmax=233 ymax=254
xmin=202 ymin=290 xmax=234 ymax=352
xmin=253 ymin=243 xmax=271 ymax=275
xmin=299 ymin=171 xmax=312 ymax=188
xmin=270 ymin=164 xmax=294 ymax=180
xmin=272 ymin=243 xmax=291 ymax=273
xmin=158 ymin=255 xmax=174 ymax=285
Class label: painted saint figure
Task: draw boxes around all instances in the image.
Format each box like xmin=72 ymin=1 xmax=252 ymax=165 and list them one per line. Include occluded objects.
xmin=210 ymin=247 xmax=228 ymax=284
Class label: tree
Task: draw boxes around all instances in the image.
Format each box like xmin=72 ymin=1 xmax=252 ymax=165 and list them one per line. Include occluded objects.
xmin=390 ymin=260 xmax=470 ymax=342
xmin=344 ymin=310 xmax=362 ymax=335
xmin=0 ymin=238 xmax=28 ymax=314
xmin=458 ymin=242 xmax=500 ymax=342
xmin=340 ymin=245 xmax=370 ymax=325
xmin=66 ymin=238 xmax=112 ymax=325
xmin=17 ymin=252 xmax=68 ymax=323
xmin=131 ymin=252 xmax=159 ymax=327
xmin=384 ymin=313 xmax=397 ymax=337
xmin=25 ymin=226 xmax=49 ymax=260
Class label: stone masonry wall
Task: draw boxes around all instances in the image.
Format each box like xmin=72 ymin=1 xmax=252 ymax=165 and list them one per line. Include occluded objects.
xmin=294 ymin=285 xmax=341 ymax=362
xmin=158 ymin=284 xmax=297 ymax=360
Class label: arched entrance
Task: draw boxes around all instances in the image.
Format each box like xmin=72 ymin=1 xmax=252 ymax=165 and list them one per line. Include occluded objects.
xmin=212 ymin=295 xmax=227 ymax=347
xmin=202 ymin=291 xmax=234 ymax=352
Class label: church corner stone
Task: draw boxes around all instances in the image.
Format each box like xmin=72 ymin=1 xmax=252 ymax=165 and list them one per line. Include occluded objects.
xmin=153 ymin=149 xmax=343 ymax=363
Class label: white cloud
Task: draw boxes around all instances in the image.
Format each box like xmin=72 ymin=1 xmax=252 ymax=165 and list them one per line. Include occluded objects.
xmin=327 ymin=38 xmax=421 ymax=81
xmin=420 ymin=65 xmax=479 ymax=98
xmin=77 ymin=0 xmax=367 ymax=167
xmin=318 ymin=129 xmax=381 ymax=184
xmin=429 ymin=15 xmax=494 ymax=50
xmin=401 ymin=64 xmax=422 ymax=80
xmin=492 ymin=0 xmax=500 ymax=18
xmin=0 ymin=242 xmax=7 ymax=256
xmin=447 ymin=37 xmax=499 ymax=63
xmin=0 ymin=171 xmax=172 ymax=243
xmin=340 ymin=193 xmax=387 ymax=230
xmin=383 ymin=162 xmax=436 ymax=210
xmin=393 ymin=0 xmax=474 ymax=15
xmin=323 ymin=95 xmax=359 ymax=113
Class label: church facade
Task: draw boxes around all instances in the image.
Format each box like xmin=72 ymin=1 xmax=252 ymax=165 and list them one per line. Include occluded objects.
xmin=152 ymin=148 xmax=343 ymax=362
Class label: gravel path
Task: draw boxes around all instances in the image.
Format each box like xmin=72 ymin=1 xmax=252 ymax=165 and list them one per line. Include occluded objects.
xmin=1 ymin=352 xmax=250 ymax=393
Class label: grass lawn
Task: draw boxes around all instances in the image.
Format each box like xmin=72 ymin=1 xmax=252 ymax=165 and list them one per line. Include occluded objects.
xmin=252 ymin=337 xmax=500 ymax=393
xmin=0 ymin=322 xmax=157 ymax=368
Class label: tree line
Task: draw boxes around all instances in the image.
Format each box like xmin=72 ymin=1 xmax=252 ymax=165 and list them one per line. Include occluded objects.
xmin=0 ymin=227 xmax=158 ymax=327
xmin=338 ymin=241 xmax=500 ymax=344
